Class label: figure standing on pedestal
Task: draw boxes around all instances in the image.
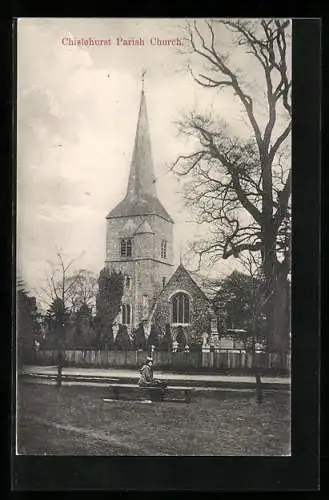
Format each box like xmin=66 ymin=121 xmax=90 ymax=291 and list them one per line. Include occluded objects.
xmin=202 ymin=332 xmax=209 ymax=348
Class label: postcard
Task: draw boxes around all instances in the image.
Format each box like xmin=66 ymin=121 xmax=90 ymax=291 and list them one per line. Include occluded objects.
xmin=16 ymin=18 xmax=292 ymax=461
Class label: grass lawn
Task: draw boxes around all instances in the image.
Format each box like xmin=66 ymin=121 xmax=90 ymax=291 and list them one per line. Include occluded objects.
xmin=16 ymin=381 xmax=290 ymax=456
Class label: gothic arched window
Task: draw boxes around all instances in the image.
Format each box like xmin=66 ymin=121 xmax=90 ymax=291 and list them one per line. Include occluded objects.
xmin=120 ymin=238 xmax=132 ymax=257
xmin=122 ymin=304 xmax=131 ymax=325
xmin=171 ymin=293 xmax=190 ymax=324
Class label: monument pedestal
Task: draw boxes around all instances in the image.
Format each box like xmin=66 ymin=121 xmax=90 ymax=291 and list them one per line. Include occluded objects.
xmin=209 ymin=316 xmax=220 ymax=348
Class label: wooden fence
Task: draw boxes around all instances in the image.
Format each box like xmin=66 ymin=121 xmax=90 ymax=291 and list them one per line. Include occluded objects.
xmin=34 ymin=349 xmax=291 ymax=374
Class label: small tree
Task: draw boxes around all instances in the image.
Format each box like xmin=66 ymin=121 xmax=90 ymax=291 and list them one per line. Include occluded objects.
xmin=134 ymin=322 xmax=147 ymax=351
xmin=104 ymin=325 xmax=114 ymax=350
xmin=160 ymin=323 xmax=172 ymax=351
xmin=114 ymin=324 xmax=131 ymax=350
xmin=45 ymin=296 xmax=70 ymax=384
xmin=93 ymin=316 xmax=114 ymax=349
xmin=213 ymin=270 xmax=268 ymax=349
xmin=38 ymin=250 xmax=84 ymax=386
xmin=45 ymin=298 xmax=70 ymax=344
xmin=16 ymin=279 xmax=41 ymax=366
xmin=74 ymin=303 xmax=93 ymax=348
xmin=95 ymin=268 xmax=124 ymax=348
xmin=176 ymin=326 xmax=187 ymax=351
xmin=147 ymin=324 xmax=161 ymax=351
xmin=65 ymin=269 xmax=98 ymax=314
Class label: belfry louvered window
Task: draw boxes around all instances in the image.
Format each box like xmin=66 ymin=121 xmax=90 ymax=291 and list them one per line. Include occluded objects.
xmin=120 ymin=238 xmax=132 ymax=257
xmin=171 ymin=293 xmax=190 ymax=324
xmin=161 ymin=240 xmax=167 ymax=259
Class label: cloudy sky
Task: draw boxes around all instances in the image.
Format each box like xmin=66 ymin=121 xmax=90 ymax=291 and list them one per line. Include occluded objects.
xmin=17 ymin=18 xmax=288 ymax=296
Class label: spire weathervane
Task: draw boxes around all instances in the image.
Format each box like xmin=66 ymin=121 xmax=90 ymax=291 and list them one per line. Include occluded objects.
xmin=141 ymin=68 xmax=146 ymax=92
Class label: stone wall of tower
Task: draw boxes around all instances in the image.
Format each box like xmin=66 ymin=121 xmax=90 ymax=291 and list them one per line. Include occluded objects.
xmin=105 ymin=213 xmax=174 ymax=328
xmin=150 ymin=214 xmax=173 ymax=265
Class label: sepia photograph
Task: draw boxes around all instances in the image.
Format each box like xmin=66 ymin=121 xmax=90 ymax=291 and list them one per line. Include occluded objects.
xmin=16 ymin=18 xmax=291 ymax=457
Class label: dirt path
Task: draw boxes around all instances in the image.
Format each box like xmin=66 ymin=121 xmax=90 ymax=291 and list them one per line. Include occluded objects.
xmin=19 ymin=415 xmax=148 ymax=455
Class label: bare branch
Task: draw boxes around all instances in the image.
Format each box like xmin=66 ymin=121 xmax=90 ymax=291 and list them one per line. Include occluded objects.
xmin=273 ymin=169 xmax=291 ymax=230
xmin=191 ymin=20 xmax=263 ymax=150
xmin=269 ymin=122 xmax=292 ymax=161
xmin=174 ymin=19 xmax=291 ymax=291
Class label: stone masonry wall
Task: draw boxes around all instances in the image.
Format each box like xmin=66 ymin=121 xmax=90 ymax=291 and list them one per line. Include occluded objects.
xmin=152 ymin=265 xmax=211 ymax=343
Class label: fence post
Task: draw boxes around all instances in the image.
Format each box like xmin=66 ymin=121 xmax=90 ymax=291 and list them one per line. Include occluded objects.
xmin=241 ymin=350 xmax=246 ymax=371
xmin=202 ymin=345 xmax=210 ymax=368
xmin=210 ymin=348 xmax=214 ymax=369
xmin=35 ymin=347 xmax=291 ymax=373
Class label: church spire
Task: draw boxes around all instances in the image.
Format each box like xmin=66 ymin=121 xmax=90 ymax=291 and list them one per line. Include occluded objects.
xmin=106 ymin=74 xmax=174 ymax=223
xmin=127 ymin=71 xmax=157 ymax=199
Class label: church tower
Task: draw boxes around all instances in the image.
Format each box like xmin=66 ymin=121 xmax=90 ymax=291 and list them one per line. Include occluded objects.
xmin=105 ymin=80 xmax=174 ymax=330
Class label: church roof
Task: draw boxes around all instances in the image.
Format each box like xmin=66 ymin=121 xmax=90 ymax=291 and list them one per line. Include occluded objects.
xmin=164 ymin=263 xmax=219 ymax=300
xmin=107 ymin=90 xmax=174 ymax=223
xmin=108 ymin=192 xmax=173 ymax=222
xmin=187 ymin=269 xmax=219 ymax=299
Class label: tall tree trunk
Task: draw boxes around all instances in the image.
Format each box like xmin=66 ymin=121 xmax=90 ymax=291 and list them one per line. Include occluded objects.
xmin=263 ymin=272 xmax=290 ymax=354
xmin=57 ymin=327 xmax=65 ymax=388
xmin=57 ymin=347 xmax=63 ymax=387
xmin=268 ymin=277 xmax=290 ymax=354
xmin=262 ymin=224 xmax=289 ymax=355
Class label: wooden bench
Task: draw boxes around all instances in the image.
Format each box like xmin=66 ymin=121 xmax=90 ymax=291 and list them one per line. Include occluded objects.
xmin=23 ymin=373 xmax=120 ymax=384
xmin=107 ymin=383 xmax=195 ymax=403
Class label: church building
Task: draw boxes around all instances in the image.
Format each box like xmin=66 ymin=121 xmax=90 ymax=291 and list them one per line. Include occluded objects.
xmin=105 ymin=82 xmax=217 ymax=344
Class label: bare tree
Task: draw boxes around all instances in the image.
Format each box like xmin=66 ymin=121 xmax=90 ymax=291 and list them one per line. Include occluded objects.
xmin=39 ymin=249 xmax=83 ymax=386
xmin=65 ymin=269 xmax=98 ymax=314
xmin=173 ymin=19 xmax=291 ymax=353
xmin=39 ymin=251 xmax=83 ymax=309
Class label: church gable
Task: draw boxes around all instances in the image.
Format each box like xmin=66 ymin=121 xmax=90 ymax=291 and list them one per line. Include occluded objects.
xmin=165 ymin=264 xmax=209 ymax=301
xmin=187 ymin=271 xmax=219 ymax=300
xmin=151 ymin=264 xmax=211 ymax=343
xmin=135 ymin=219 xmax=154 ymax=235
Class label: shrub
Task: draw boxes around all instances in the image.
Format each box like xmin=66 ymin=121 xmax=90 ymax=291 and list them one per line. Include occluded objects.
xmin=176 ymin=325 xmax=187 ymax=351
xmin=114 ymin=324 xmax=131 ymax=350
xmin=133 ymin=323 xmax=147 ymax=350
xmin=147 ymin=324 xmax=161 ymax=350
xmin=160 ymin=323 xmax=172 ymax=351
